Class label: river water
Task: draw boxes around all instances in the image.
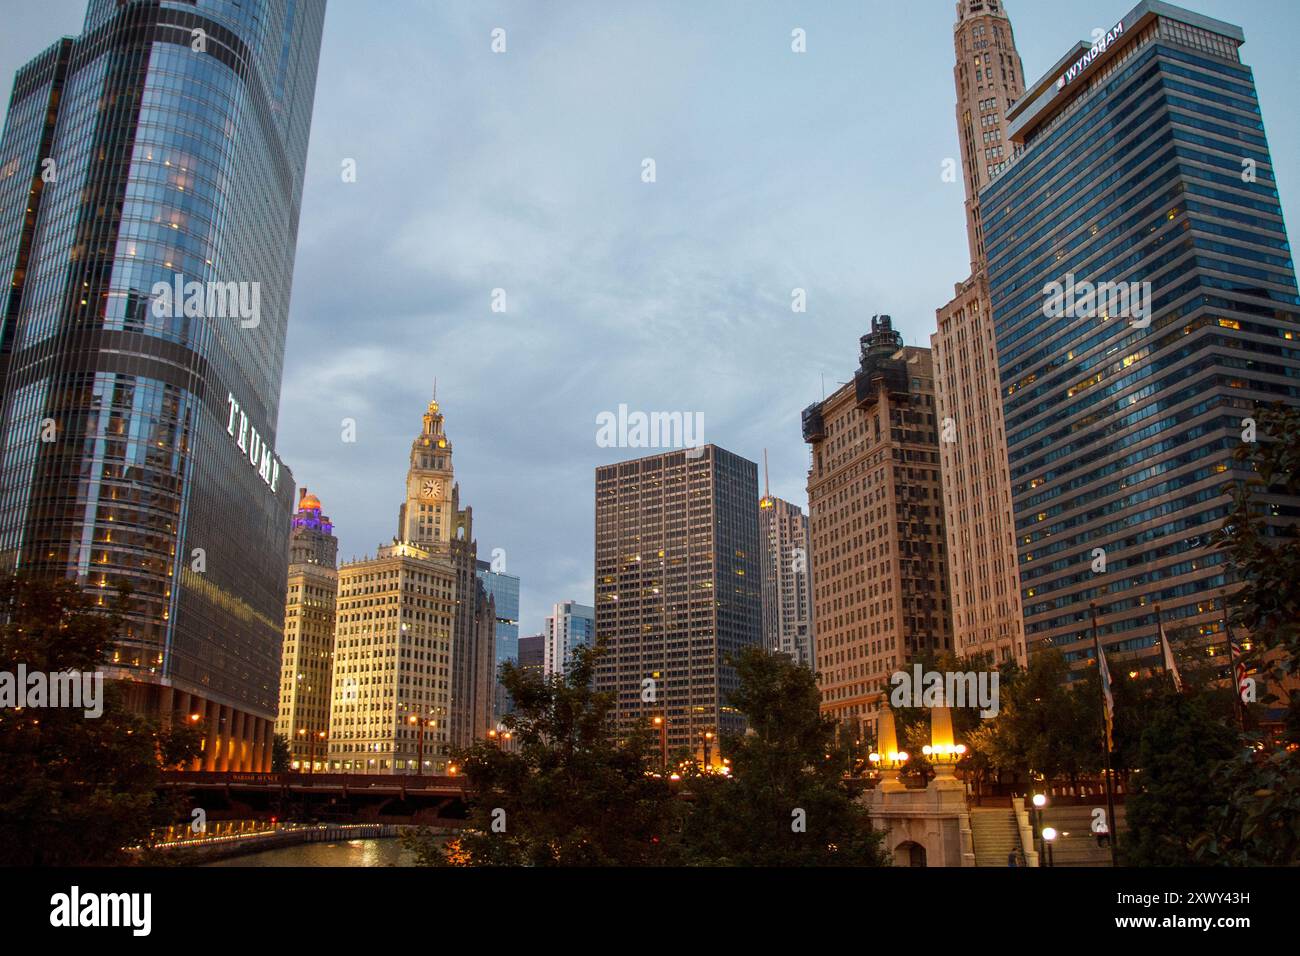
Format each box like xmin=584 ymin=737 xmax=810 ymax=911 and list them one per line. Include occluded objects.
xmin=204 ymin=837 xmax=418 ymax=867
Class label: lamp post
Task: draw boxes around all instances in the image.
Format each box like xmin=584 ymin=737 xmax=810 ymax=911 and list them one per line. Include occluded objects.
xmin=652 ymin=715 xmax=667 ymax=773
xmin=1032 ymin=792 xmax=1047 ymax=866
xmin=702 ymin=730 xmax=715 ymax=771
xmin=296 ymin=727 xmax=307 ymax=773
xmin=1042 ymin=827 xmax=1057 ymax=867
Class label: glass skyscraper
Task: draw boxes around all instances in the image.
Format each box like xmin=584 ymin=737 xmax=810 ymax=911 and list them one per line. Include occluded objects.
xmin=0 ymin=0 xmax=326 ymax=769
xmin=476 ymin=558 xmax=520 ymax=719
xmin=475 ymin=558 xmax=521 ymax=673
xmin=983 ymin=1 xmax=1299 ymax=675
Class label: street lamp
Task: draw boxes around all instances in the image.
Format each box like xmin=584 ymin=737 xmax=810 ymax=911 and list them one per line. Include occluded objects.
xmin=1041 ymin=826 xmax=1058 ymax=868
xmin=702 ymin=730 xmax=715 ymax=771
xmin=1031 ymin=793 xmax=1048 ymax=865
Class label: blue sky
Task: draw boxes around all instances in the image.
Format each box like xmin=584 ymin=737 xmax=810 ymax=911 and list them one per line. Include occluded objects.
xmin=3 ymin=0 xmax=1298 ymax=636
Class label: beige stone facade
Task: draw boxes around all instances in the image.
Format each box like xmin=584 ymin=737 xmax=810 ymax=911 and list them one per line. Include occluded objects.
xmin=803 ymin=317 xmax=952 ymax=732
xmin=931 ymin=0 xmax=1027 ymax=666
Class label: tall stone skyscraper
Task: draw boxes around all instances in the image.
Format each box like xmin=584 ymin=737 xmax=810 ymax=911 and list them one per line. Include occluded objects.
xmin=0 ymin=0 xmax=326 ymax=770
xmin=803 ymin=317 xmax=952 ymax=730
xmin=594 ymin=446 xmax=762 ymax=765
xmin=276 ymin=489 xmax=338 ymax=771
xmin=327 ymin=395 xmax=495 ymax=772
xmin=758 ymin=491 xmax=814 ymax=668
xmin=983 ymin=1 xmax=1300 ymax=674
xmin=931 ymin=0 xmax=1028 ymax=666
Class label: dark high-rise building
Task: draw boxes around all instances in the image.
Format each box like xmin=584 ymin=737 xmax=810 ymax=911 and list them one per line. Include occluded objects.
xmin=0 ymin=0 xmax=326 ymax=769
xmin=984 ymin=1 xmax=1300 ymax=675
xmin=803 ymin=317 xmax=953 ymax=730
xmin=517 ymin=633 xmax=545 ymax=683
xmin=594 ymin=445 xmax=762 ymax=765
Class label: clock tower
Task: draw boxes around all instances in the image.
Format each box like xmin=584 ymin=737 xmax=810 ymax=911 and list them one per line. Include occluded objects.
xmin=398 ymin=394 xmax=456 ymax=553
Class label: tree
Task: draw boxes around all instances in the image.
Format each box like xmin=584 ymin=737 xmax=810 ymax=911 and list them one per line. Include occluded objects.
xmin=271 ymin=734 xmax=291 ymax=772
xmin=1122 ymin=693 xmax=1236 ymax=865
xmin=0 ymin=574 xmax=200 ymax=865
xmin=1196 ymin=403 xmax=1300 ymax=865
xmin=405 ymin=642 xmax=678 ymax=866
xmin=1217 ymin=403 xmax=1300 ymax=680
xmin=678 ymin=647 xmax=887 ymax=866
xmin=965 ymin=651 xmax=1101 ymax=787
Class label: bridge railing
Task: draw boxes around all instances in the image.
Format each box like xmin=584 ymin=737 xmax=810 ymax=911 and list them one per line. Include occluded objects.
xmin=161 ymin=770 xmax=466 ymax=791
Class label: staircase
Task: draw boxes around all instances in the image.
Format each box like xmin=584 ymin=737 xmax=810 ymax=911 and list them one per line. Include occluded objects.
xmin=970 ymin=808 xmax=1023 ymax=867
xmin=1040 ymin=805 xmax=1126 ymax=867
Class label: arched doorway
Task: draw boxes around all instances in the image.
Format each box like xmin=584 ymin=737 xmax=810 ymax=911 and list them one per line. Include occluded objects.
xmin=895 ymin=841 xmax=927 ymax=867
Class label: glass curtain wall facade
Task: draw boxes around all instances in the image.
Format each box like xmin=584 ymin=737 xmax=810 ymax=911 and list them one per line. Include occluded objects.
xmin=0 ymin=0 xmax=326 ymax=769
xmin=984 ymin=1 xmax=1300 ymax=676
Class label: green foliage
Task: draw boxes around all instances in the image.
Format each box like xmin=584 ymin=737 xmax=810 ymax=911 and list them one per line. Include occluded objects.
xmin=1122 ymin=694 xmax=1237 ymax=865
xmin=1196 ymin=746 xmax=1300 ymax=865
xmin=678 ymin=647 xmax=886 ymax=866
xmin=271 ymin=733 xmax=292 ymax=772
xmin=963 ymin=650 xmax=1102 ymax=782
xmin=1217 ymin=403 xmax=1300 ymax=681
xmin=1193 ymin=403 xmax=1300 ymax=865
xmin=405 ymin=642 xmax=678 ymax=866
xmin=0 ymin=574 xmax=199 ymax=865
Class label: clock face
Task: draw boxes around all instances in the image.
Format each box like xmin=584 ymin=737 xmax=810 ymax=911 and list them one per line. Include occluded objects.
xmin=421 ymin=479 xmax=440 ymax=499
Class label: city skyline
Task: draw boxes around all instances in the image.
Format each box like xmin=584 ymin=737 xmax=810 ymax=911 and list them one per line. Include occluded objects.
xmin=2 ymin=0 xmax=1297 ymax=642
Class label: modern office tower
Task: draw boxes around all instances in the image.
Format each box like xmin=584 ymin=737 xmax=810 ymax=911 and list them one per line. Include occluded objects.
xmin=803 ymin=317 xmax=953 ymax=731
xmin=476 ymin=558 xmax=520 ymax=717
xmin=276 ymin=489 xmax=339 ymax=771
xmin=983 ymin=1 xmax=1300 ymax=676
xmin=0 ymin=0 xmax=325 ymax=771
xmin=594 ymin=445 xmax=762 ymax=765
xmin=517 ymin=634 xmax=545 ymax=683
xmin=758 ymin=492 xmax=815 ymax=668
xmin=543 ymin=600 xmax=596 ymax=677
xmin=931 ymin=0 xmax=1028 ymax=667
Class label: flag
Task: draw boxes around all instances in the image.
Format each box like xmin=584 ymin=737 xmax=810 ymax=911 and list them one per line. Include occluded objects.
xmin=1097 ymin=641 xmax=1115 ymax=751
xmin=1158 ymin=620 xmax=1184 ymax=694
xmin=1236 ymin=662 xmax=1250 ymax=704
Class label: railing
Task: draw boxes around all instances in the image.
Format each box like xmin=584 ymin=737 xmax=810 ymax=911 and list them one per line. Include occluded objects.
xmin=160 ymin=770 xmax=465 ymax=790
xmin=143 ymin=821 xmax=401 ymax=852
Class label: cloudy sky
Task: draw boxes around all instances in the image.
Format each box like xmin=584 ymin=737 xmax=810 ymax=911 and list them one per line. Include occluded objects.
xmin=3 ymin=0 xmax=1298 ymax=637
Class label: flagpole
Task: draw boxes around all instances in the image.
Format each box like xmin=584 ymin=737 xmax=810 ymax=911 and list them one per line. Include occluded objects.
xmin=1090 ymin=602 xmax=1119 ymax=867
xmin=1220 ymin=589 xmax=1246 ymax=732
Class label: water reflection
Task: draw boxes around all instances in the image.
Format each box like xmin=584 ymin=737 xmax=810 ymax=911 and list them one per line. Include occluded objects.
xmin=204 ymin=838 xmax=418 ymax=867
